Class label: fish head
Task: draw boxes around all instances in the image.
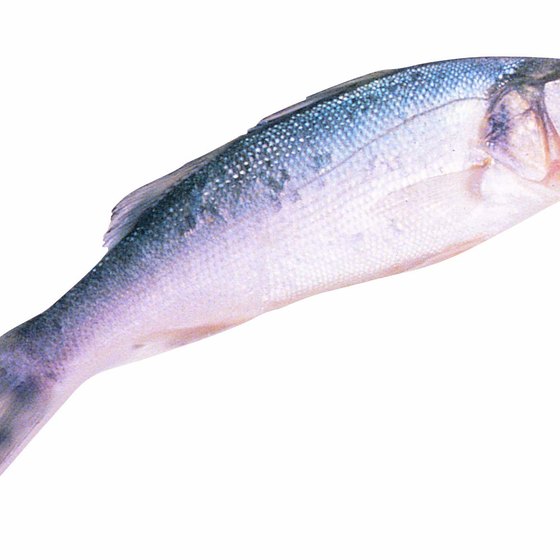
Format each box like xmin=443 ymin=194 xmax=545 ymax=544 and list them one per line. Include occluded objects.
xmin=484 ymin=60 xmax=560 ymax=189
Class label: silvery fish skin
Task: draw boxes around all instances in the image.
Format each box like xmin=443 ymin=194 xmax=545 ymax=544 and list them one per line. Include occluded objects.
xmin=2 ymin=57 xmax=560 ymax=475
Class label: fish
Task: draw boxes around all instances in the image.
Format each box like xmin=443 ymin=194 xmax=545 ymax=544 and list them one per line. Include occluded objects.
xmin=2 ymin=56 xmax=560 ymax=476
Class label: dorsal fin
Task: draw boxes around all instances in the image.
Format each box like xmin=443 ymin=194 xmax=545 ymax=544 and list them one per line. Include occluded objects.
xmin=103 ymin=141 xmax=236 ymax=250
xmin=249 ymin=68 xmax=398 ymax=133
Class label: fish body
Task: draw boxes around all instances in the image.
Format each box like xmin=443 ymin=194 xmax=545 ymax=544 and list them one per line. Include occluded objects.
xmin=2 ymin=57 xmax=560 ymax=474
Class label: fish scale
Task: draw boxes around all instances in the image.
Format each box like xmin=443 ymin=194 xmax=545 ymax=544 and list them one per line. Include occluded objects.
xmin=1 ymin=57 xmax=560 ymax=476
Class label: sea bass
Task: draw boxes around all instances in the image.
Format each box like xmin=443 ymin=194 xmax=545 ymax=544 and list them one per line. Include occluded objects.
xmin=2 ymin=57 xmax=560 ymax=475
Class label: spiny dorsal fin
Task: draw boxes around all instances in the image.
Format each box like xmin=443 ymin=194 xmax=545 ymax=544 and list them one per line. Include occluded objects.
xmin=249 ymin=68 xmax=397 ymax=133
xmin=103 ymin=141 xmax=236 ymax=250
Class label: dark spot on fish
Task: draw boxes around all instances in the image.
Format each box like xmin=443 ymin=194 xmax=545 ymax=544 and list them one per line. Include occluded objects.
xmin=185 ymin=184 xmax=203 ymax=216
xmin=487 ymin=102 xmax=510 ymax=146
xmin=0 ymin=366 xmax=19 ymax=394
xmin=269 ymin=196 xmax=282 ymax=212
xmin=387 ymin=81 xmax=403 ymax=96
xmin=181 ymin=213 xmax=197 ymax=233
xmin=13 ymin=378 xmax=40 ymax=405
xmin=288 ymin=189 xmax=301 ymax=203
xmin=268 ymin=177 xmax=283 ymax=194
xmin=0 ymin=426 xmax=12 ymax=447
xmin=0 ymin=367 xmax=8 ymax=392
xmin=279 ymin=168 xmax=290 ymax=183
xmin=311 ymin=151 xmax=332 ymax=171
xmin=407 ymin=69 xmax=422 ymax=84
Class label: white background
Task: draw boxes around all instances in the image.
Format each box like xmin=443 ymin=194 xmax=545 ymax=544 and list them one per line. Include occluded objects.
xmin=1 ymin=2 xmax=559 ymax=559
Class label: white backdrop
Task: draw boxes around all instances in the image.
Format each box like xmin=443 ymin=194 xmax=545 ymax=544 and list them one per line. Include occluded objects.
xmin=1 ymin=2 xmax=559 ymax=559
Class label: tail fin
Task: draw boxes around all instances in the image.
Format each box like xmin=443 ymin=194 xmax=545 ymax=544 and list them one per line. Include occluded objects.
xmin=0 ymin=327 xmax=72 ymax=475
